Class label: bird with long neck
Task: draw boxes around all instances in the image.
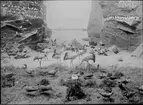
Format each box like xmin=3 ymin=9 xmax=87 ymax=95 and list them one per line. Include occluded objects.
xmin=33 ymin=53 xmax=47 ymax=68
xmin=42 ymin=48 xmax=53 ymax=60
xmin=63 ymin=51 xmax=80 ymax=69
xmin=78 ymin=48 xmax=87 ymax=60
xmin=52 ymin=45 xmax=65 ymax=63
xmin=80 ymin=52 xmax=96 ymax=71
xmin=52 ymin=50 xmax=61 ymax=64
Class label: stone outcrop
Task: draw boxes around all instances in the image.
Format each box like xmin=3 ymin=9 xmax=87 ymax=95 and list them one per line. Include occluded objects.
xmin=1 ymin=1 xmax=52 ymax=50
xmin=88 ymin=0 xmax=142 ymax=51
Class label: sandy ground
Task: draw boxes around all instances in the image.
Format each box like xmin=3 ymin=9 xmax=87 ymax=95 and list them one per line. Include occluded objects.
xmin=1 ymin=50 xmax=142 ymax=69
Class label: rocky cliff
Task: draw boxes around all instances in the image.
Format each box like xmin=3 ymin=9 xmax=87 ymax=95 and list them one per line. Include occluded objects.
xmin=1 ymin=1 xmax=52 ymax=51
xmin=88 ymin=0 xmax=142 ymax=51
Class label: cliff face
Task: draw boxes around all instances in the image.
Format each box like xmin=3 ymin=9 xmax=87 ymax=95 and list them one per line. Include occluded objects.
xmin=87 ymin=0 xmax=103 ymax=44
xmin=1 ymin=1 xmax=51 ymax=50
xmin=88 ymin=0 xmax=142 ymax=51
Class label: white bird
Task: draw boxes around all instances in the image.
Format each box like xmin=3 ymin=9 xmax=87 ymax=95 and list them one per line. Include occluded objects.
xmin=42 ymin=48 xmax=53 ymax=60
xmin=80 ymin=52 xmax=96 ymax=71
xmin=52 ymin=51 xmax=61 ymax=64
xmin=78 ymin=49 xmax=86 ymax=60
xmin=63 ymin=51 xmax=80 ymax=69
xmin=33 ymin=53 xmax=47 ymax=68
xmin=52 ymin=46 xmax=65 ymax=63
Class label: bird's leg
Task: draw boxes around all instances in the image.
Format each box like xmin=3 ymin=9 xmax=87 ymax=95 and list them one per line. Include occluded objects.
xmin=71 ymin=60 xmax=74 ymax=69
xmin=46 ymin=53 xmax=48 ymax=60
xmin=88 ymin=63 xmax=91 ymax=72
xmin=57 ymin=58 xmax=59 ymax=65
xmin=60 ymin=54 xmax=62 ymax=64
xmin=38 ymin=61 xmax=41 ymax=68
xmin=86 ymin=62 xmax=90 ymax=71
xmin=70 ymin=60 xmax=72 ymax=69
xmin=86 ymin=62 xmax=89 ymax=71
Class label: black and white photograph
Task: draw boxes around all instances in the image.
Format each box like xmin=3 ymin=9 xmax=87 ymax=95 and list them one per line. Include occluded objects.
xmin=1 ymin=0 xmax=143 ymax=104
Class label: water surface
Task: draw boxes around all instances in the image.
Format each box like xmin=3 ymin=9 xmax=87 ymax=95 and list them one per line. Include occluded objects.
xmin=52 ymin=30 xmax=89 ymax=45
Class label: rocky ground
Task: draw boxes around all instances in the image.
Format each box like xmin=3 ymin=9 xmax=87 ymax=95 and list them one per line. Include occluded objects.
xmin=1 ymin=49 xmax=143 ymax=104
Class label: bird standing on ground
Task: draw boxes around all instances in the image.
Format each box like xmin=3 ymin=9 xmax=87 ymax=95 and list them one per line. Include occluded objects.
xmin=78 ymin=49 xmax=86 ymax=60
xmin=42 ymin=48 xmax=53 ymax=60
xmin=52 ymin=51 xmax=61 ymax=64
xmin=52 ymin=45 xmax=65 ymax=63
xmin=47 ymin=67 xmax=59 ymax=77
xmin=80 ymin=52 xmax=96 ymax=71
xmin=63 ymin=51 xmax=80 ymax=69
xmin=33 ymin=53 xmax=47 ymax=68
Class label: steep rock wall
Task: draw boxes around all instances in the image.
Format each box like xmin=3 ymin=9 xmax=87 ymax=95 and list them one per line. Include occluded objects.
xmin=87 ymin=0 xmax=103 ymax=43
xmin=1 ymin=1 xmax=51 ymax=50
xmin=88 ymin=0 xmax=142 ymax=51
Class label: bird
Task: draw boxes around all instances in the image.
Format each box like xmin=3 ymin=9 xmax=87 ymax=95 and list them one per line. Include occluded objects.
xmin=52 ymin=46 xmax=65 ymax=63
xmin=83 ymin=72 xmax=94 ymax=79
xmin=99 ymin=90 xmax=113 ymax=99
xmin=52 ymin=50 xmax=62 ymax=64
xmin=47 ymin=67 xmax=59 ymax=76
xmin=42 ymin=48 xmax=53 ymax=60
xmin=63 ymin=51 xmax=80 ymax=69
xmin=80 ymin=52 xmax=96 ymax=71
xmin=33 ymin=53 xmax=47 ymax=68
xmin=78 ymin=49 xmax=86 ymax=60
xmin=22 ymin=64 xmax=35 ymax=76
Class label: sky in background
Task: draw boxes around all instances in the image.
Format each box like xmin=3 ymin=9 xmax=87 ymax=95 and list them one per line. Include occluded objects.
xmin=44 ymin=0 xmax=91 ymax=29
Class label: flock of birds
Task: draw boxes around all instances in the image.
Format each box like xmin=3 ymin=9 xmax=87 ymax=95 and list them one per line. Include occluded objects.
xmin=1 ymin=1 xmax=42 ymax=19
xmin=32 ymin=39 xmax=106 ymax=70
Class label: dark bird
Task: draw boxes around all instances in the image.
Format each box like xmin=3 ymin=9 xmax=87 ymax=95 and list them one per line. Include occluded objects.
xmin=83 ymin=72 xmax=94 ymax=79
